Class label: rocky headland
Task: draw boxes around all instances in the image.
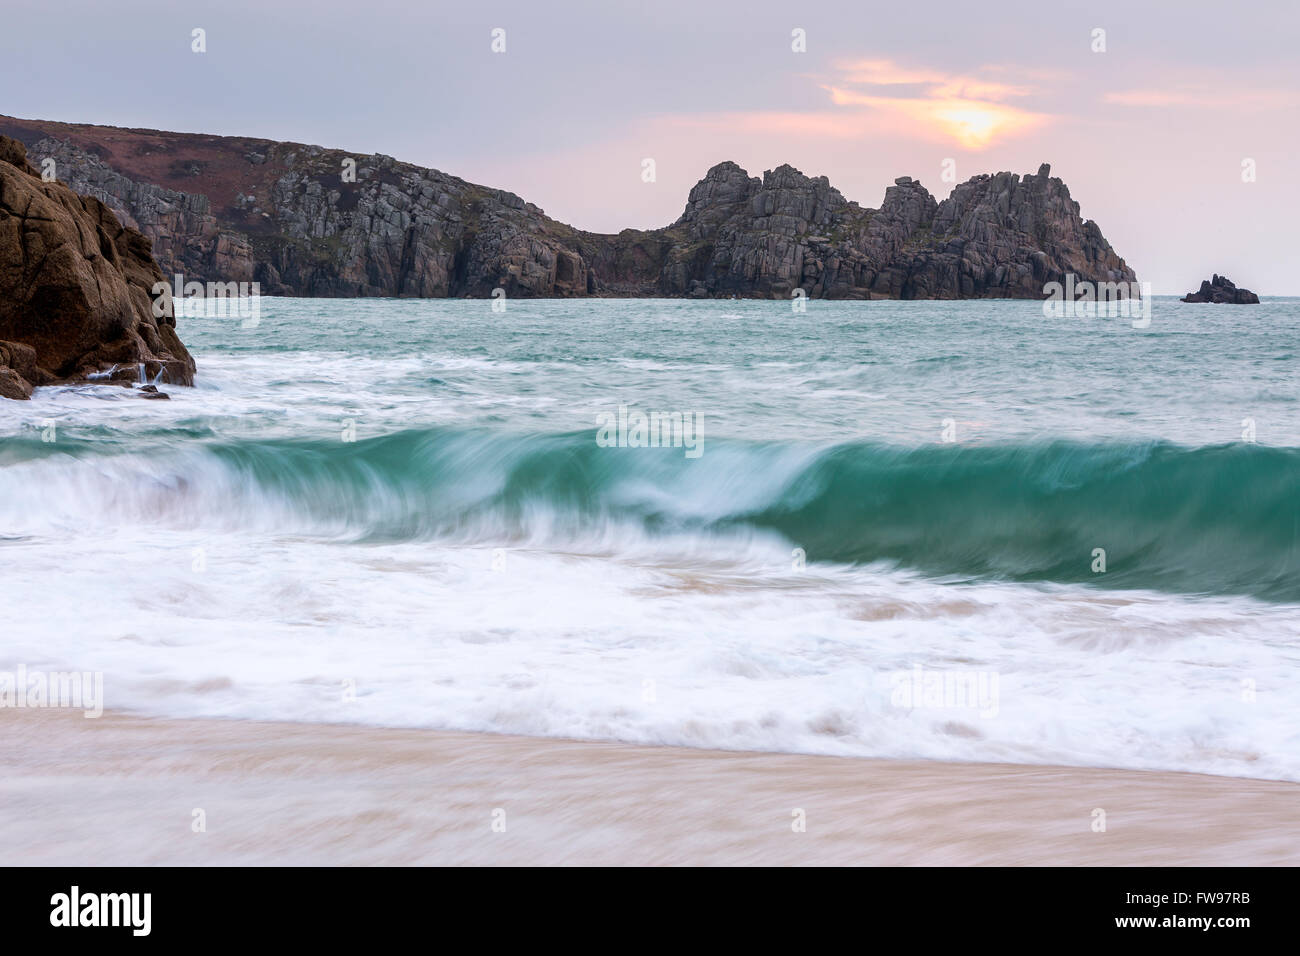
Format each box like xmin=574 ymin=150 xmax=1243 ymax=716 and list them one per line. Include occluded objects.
xmin=0 ymin=135 xmax=194 ymax=400
xmin=1180 ymin=274 xmax=1260 ymax=304
xmin=1 ymin=115 xmax=1136 ymax=302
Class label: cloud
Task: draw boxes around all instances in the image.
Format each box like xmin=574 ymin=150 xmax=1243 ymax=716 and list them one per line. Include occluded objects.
xmin=664 ymin=110 xmax=872 ymax=140
xmin=1104 ymin=86 xmax=1297 ymax=110
xmin=819 ymin=58 xmax=1047 ymax=149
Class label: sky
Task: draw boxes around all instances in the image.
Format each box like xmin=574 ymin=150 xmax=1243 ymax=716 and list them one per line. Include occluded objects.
xmin=3 ymin=0 xmax=1297 ymax=293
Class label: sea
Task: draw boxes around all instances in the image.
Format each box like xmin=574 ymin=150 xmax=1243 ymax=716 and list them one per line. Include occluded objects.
xmin=2 ymin=296 xmax=1297 ymax=780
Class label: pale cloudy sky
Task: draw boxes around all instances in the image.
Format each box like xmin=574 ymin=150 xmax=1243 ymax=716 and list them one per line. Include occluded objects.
xmin=4 ymin=0 xmax=1298 ymax=292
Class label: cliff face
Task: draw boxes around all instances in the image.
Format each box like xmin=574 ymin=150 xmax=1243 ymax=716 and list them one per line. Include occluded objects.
xmin=28 ymin=136 xmax=254 ymax=289
xmin=0 ymin=115 xmax=1136 ymax=300
xmin=0 ymin=136 xmax=195 ymax=399
xmin=638 ymin=161 xmax=1134 ymax=299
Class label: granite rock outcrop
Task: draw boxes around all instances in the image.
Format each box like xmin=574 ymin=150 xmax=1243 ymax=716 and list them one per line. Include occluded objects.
xmin=1 ymin=116 xmax=1137 ymax=302
xmin=1180 ymin=274 xmax=1259 ymax=304
xmin=0 ymin=135 xmax=195 ymax=399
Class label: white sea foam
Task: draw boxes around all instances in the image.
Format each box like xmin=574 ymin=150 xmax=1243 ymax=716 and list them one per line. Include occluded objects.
xmin=2 ymin=296 xmax=1299 ymax=780
xmin=1 ymin=442 xmax=1297 ymax=780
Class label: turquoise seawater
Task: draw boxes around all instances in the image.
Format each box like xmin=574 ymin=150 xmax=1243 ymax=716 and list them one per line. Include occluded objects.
xmin=1 ymin=296 xmax=1297 ymax=778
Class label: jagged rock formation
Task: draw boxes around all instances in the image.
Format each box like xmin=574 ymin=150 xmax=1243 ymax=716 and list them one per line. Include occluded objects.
xmin=640 ymin=161 xmax=1134 ymax=299
xmin=0 ymin=136 xmax=195 ymax=399
xmin=0 ymin=115 xmax=1136 ymax=300
xmin=1180 ymin=274 xmax=1259 ymax=304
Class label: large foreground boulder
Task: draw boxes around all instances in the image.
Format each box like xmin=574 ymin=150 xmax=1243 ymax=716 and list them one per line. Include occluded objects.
xmin=0 ymin=135 xmax=195 ymax=399
xmin=1181 ymin=274 xmax=1260 ymax=304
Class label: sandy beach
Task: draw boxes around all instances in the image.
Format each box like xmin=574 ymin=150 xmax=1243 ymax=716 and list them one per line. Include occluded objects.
xmin=1 ymin=710 xmax=1296 ymax=866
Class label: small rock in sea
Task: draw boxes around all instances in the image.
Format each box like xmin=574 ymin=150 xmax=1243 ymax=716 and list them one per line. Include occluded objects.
xmin=0 ymin=366 xmax=33 ymax=400
xmin=1180 ymin=274 xmax=1260 ymax=304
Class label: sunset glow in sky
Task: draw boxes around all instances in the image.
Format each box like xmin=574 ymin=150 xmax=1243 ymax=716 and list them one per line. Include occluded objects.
xmin=3 ymin=0 xmax=1297 ymax=292
xmin=822 ymin=59 xmax=1045 ymax=149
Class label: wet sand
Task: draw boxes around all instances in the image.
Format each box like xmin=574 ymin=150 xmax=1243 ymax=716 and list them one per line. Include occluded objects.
xmin=1 ymin=710 xmax=1296 ymax=866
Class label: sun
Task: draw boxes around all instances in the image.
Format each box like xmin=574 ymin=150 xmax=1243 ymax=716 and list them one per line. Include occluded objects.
xmin=930 ymin=102 xmax=1016 ymax=149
